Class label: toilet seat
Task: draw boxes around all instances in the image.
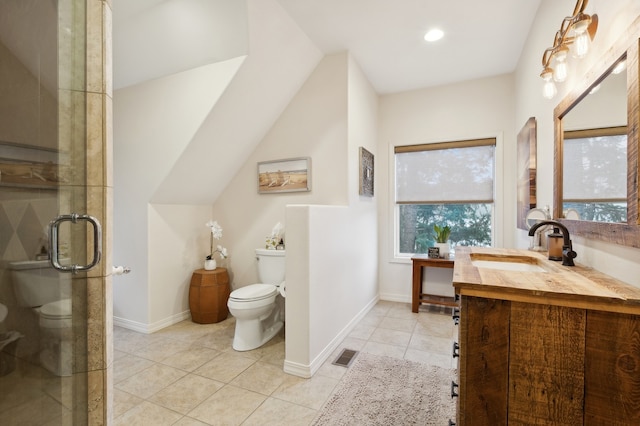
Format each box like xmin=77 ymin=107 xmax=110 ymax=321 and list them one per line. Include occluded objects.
xmin=229 ymin=283 xmax=277 ymax=302
xmin=38 ymin=299 xmax=72 ymax=329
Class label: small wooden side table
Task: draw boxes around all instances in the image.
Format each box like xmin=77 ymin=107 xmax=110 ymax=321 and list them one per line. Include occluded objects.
xmin=411 ymin=255 xmax=456 ymax=313
xmin=189 ymin=268 xmax=230 ymax=324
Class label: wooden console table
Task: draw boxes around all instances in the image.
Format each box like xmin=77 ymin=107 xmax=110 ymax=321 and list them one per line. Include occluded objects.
xmin=189 ymin=268 xmax=230 ymax=324
xmin=411 ymin=255 xmax=456 ymax=313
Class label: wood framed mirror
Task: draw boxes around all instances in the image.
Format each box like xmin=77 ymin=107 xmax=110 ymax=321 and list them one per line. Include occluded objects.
xmin=553 ymin=16 xmax=640 ymax=248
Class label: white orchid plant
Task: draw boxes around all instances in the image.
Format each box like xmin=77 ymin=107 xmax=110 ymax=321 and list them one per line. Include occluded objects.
xmin=205 ymin=220 xmax=228 ymax=260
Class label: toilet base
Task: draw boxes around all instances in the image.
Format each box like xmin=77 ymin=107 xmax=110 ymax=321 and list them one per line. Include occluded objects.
xmin=40 ymin=344 xmax=72 ymax=377
xmin=232 ymin=320 xmax=283 ymax=351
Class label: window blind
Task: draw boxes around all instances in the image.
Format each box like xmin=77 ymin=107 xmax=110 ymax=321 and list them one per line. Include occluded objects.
xmin=563 ymin=134 xmax=627 ymax=201
xmin=395 ymin=139 xmax=495 ymax=204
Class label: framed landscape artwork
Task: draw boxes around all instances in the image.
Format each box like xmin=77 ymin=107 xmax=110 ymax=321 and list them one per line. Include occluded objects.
xmin=257 ymin=157 xmax=311 ymax=194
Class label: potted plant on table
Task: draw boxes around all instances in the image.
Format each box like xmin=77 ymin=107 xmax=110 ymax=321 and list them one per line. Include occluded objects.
xmin=433 ymin=224 xmax=451 ymax=258
xmin=205 ymin=220 xmax=228 ymax=270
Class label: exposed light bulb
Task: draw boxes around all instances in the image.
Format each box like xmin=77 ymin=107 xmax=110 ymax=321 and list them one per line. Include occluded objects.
xmin=424 ymin=29 xmax=444 ymax=42
xmin=573 ymin=32 xmax=591 ymax=58
xmin=554 ymin=61 xmax=567 ymax=82
xmin=543 ymin=80 xmax=557 ymax=99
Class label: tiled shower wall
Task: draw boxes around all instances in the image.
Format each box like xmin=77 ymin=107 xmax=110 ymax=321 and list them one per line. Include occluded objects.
xmin=84 ymin=0 xmax=113 ymax=423
xmin=0 ymin=195 xmax=59 ymax=262
xmin=0 ymin=0 xmax=113 ymax=423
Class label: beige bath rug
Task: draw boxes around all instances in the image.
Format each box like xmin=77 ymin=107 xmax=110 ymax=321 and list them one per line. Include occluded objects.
xmin=313 ymin=352 xmax=457 ymax=425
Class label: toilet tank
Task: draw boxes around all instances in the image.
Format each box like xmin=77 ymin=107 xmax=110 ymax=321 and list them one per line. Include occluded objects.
xmin=255 ymin=249 xmax=285 ymax=285
xmin=9 ymin=260 xmax=72 ymax=307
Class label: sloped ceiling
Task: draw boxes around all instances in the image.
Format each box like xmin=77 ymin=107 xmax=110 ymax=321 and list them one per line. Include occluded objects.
xmin=275 ymin=0 xmax=542 ymax=94
xmin=113 ymin=0 xmax=323 ymax=205
xmin=112 ymin=0 xmax=541 ymax=205
xmin=149 ymin=0 xmax=323 ymax=204
xmin=114 ymin=0 xmax=542 ymax=94
xmin=113 ymin=0 xmax=249 ymax=90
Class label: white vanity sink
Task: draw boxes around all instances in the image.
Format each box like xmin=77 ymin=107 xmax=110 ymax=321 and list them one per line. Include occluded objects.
xmin=471 ymin=259 xmax=548 ymax=272
xmin=468 ymin=252 xmax=558 ymax=273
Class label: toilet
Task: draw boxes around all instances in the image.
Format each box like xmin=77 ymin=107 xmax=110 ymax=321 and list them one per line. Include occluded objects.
xmin=227 ymin=249 xmax=285 ymax=351
xmin=10 ymin=259 xmax=72 ymax=376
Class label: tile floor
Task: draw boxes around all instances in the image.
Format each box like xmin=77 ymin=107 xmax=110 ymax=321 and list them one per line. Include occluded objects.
xmin=113 ymin=301 xmax=457 ymax=425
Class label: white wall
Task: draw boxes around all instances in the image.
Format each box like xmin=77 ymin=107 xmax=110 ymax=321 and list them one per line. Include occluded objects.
xmin=285 ymin=204 xmax=378 ymax=378
xmin=113 ymin=0 xmax=249 ymax=90
xmin=113 ymin=59 xmax=242 ymax=328
xmin=151 ymin=0 xmax=323 ymax=205
xmin=285 ymin=53 xmax=379 ymax=377
xmin=147 ymin=204 xmax=212 ymax=329
xmin=514 ymin=0 xmax=640 ymax=286
xmin=113 ymin=0 xmax=640 ymax=339
xmin=376 ymin=0 xmax=640 ymax=301
xmin=377 ymin=75 xmax=515 ymax=302
xmin=212 ymin=52 xmax=379 ymax=377
xmin=210 ymin=53 xmax=350 ymax=290
xmin=112 ymin=0 xmax=322 ymax=331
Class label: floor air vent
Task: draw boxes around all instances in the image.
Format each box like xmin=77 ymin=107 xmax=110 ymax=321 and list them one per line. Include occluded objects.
xmin=332 ymin=349 xmax=358 ymax=367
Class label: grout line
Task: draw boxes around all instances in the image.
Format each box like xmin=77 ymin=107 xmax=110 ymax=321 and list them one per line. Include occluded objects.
xmin=113 ymin=302 xmax=455 ymax=425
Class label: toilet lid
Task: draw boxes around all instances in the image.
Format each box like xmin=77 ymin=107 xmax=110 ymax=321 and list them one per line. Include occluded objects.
xmin=230 ymin=284 xmax=277 ymax=302
xmin=40 ymin=299 xmax=72 ymax=319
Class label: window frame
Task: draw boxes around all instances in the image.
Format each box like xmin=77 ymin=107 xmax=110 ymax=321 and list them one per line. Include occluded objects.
xmin=390 ymin=135 xmax=504 ymax=261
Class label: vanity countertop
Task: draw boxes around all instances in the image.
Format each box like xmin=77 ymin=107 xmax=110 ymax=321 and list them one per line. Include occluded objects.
xmin=453 ymin=247 xmax=640 ymax=314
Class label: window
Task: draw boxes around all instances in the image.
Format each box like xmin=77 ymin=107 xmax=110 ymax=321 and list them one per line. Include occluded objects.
xmin=563 ymin=127 xmax=627 ymax=222
xmin=395 ymin=139 xmax=496 ymax=255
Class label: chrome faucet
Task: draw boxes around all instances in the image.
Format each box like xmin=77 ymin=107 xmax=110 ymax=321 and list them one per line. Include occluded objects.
xmin=528 ymin=220 xmax=577 ymax=266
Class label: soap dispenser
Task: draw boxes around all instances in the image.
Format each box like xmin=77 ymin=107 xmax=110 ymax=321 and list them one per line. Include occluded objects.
xmin=547 ymin=227 xmax=563 ymax=261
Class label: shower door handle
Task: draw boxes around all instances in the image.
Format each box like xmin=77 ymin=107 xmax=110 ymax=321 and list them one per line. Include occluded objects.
xmin=49 ymin=213 xmax=102 ymax=274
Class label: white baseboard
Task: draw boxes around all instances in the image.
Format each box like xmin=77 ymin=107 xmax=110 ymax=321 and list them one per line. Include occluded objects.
xmin=282 ymin=359 xmax=313 ymax=378
xmin=379 ymin=291 xmax=453 ymax=304
xmin=283 ymin=296 xmax=379 ymax=378
xmin=113 ymin=310 xmax=191 ymax=334
xmin=378 ymin=292 xmax=411 ymax=303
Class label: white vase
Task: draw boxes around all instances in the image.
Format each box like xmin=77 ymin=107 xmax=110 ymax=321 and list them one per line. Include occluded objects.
xmin=435 ymin=242 xmax=450 ymax=258
xmin=204 ymin=259 xmax=217 ymax=270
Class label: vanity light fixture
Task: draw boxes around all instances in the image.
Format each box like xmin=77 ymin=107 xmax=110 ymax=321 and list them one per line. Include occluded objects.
xmin=540 ymin=0 xmax=598 ymax=99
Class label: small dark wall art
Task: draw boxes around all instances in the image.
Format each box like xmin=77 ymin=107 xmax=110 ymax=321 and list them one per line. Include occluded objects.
xmin=359 ymin=147 xmax=374 ymax=197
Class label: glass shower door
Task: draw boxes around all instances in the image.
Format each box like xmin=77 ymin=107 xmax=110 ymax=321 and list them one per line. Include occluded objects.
xmin=0 ymin=0 xmax=98 ymax=424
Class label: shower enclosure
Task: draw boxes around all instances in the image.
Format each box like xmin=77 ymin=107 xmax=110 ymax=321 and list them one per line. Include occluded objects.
xmin=0 ymin=0 xmax=111 ymax=424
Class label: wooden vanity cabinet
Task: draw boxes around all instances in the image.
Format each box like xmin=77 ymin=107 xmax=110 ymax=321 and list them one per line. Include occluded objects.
xmin=457 ymin=296 xmax=509 ymax=425
xmin=456 ymin=295 xmax=640 ymax=425
xmin=585 ymin=311 xmax=640 ymax=424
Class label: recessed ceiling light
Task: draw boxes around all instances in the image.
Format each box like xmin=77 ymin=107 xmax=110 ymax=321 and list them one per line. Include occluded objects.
xmin=424 ymin=29 xmax=444 ymax=42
